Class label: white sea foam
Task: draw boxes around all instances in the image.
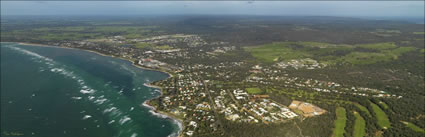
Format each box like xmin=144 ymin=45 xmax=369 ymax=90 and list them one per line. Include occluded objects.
xmin=82 ymin=115 xmax=92 ymax=120
xmin=94 ymin=98 xmax=108 ymax=105
xmin=8 ymin=45 xmax=179 ymax=136
xmin=119 ymin=116 xmax=132 ymax=125
xmin=148 ymin=110 xmax=167 ymax=119
xmin=120 ymin=64 xmax=137 ymax=76
xmin=81 ymin=89 xmax=95 ymax=94
xmin=8 ymin=46 xmax=96 ymax=99
xmin=143 ymin=101 xmax=183 ymax=137
xmin=50 ymin=68 xmax=63 ymax=72
xmin=71 ymin=97 xmax=82 ymax=100
xmin=9 ymin=46 xmax=53 ymax=62
xmin=131 ymin=133 xmax=138 ymax=137
xmin=118 ymin=89 xmax=124 ymax=94
xmin=103 ymin=107 xmax=117 ymax=113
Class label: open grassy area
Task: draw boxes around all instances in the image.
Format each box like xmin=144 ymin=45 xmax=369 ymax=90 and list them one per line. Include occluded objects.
xmin=244 ymin=42 xmax=311 ymax=63
xmin=134 ymin=42 xmax=152 ymax=49
xmin=34 ymin=26 xmax=157 ymax=34
xmin=246 ymin=88 xmax=263 ymax=94
xmin=3 ymin=25 xmax=160 ymax=43
xmin=269 ymin=88 xmax=318 ymax=100
xmin=244 ymin=41 xmax=354 ymax=63
xmin=371 ymin=103 xmax=391 ymax=129
xmin=353 ymin=111 xmax=366 ymax=137
xmin=402 ymin=121 xmax=425 ymax=133
xmin=383 ymin=47 xmax=416 ymax=59
xmin=413 ymin=32 xmax=425 ymax=35
xmin=338 ymin=46 xmax=415 ymax=64
xmin=339 ymin=52 xmax=390 ymax=65
xmin=378 ymin=101 xmax=389 ymax=109
xmin=245 ymin=42 xmax=415 ymax=65
xmin=354 ymin=103 xmax=371 ymax=117
xmin=332 ymin=107 xmax=347 ymax=137
xmin=357 ymin=42 xmax=396 ymax=50
xmin=154 ymin=45 xmax=173 ymax=50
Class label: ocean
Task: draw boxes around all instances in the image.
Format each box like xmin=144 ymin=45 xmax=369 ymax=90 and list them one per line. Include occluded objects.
xmin=0 ymin=43 xmax=179 ymax=137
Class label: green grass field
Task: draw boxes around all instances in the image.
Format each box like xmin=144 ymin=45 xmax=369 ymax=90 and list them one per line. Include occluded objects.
xmin=413 ymin=32 xmax=425 ymax=35
xmin=378 ymin=101 xmax=389 ymax=109
xmin=246 ymin=88 xmax=263 ymax=94
xmin=357 ymin=42 xmax=396 ymax=50
xmin=34 ymin=26 xmax=157 ymax=34
xmin=245 ymin=42 xmax=415 ymax=65
xmin=354 ymin=103 xmax=371 ymax=117
xmin=332 ymin=107 xmax=347 ymax=137
xmin=353 ymin=111 xmax=366 ymax=137
xmin=339 ymin=46 xmax=415 ymax=64
xmin=154 ymin=45 xmax=173 ymax=50
xmin=134 ymin=43 xmax=152 ymax=49
xmin=402 ymin=121 xmax=425 ymax=133
xmin=371 ymin=103 xmax=391 ymax=129
xmin=244 ymin=42 xmax=311 ymax=63
xmin=338 ymin=52 xmax=390 ymax=65
xmin=3 ymin=25 xmax=160 ymax=43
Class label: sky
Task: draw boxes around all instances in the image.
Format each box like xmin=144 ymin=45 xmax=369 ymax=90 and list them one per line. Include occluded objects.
xmin=1 ymin=1 xmax=424 ymax=18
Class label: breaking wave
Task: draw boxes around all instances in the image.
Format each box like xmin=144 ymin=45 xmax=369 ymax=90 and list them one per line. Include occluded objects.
xmin=7 ymin=45 xmax=137 ymax=136
xmin=7 ymin=45 xmax=180 ymax=137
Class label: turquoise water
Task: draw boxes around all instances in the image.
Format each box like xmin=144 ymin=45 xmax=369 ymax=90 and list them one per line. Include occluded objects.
xmin=1 ymin=43 xmax=178 ymax=137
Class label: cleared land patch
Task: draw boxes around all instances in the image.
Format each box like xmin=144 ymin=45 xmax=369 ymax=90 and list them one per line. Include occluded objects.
xmin=245 ymin=87 xmax=263 ymax=94
xmin=332 ymin=107 xmax=347 ymax=137
xmin=371 ymin=103 xmax=391 ymax=129
xmin=353 ymin=111 xmax=366 ymax=137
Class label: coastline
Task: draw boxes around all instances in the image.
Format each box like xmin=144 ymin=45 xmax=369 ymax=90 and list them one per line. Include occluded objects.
xmin=1 ymin=42 xmax=184 ymax=137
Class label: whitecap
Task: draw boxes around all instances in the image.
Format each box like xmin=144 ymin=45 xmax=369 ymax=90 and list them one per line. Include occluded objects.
xmin=80 ymin=89 xmax=95 ymax=94
xmin=119 ymin=116 xmax=131 ymax=125
xmin=82 ymin=115 xmax=92 ymax=120
xmin=103 ymin=107 xmax=117 ymax=114
xmin=71 ymin=97 xmax=82 ymax=100
xmin=94 ymin=98 xmax=108 ymax=105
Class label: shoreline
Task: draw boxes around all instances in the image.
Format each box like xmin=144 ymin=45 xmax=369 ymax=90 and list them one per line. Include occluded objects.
xmin=6 ymin=42 xmax=175 ymax=77
xmin=1 ymin=42 xmax=184 ymax=137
